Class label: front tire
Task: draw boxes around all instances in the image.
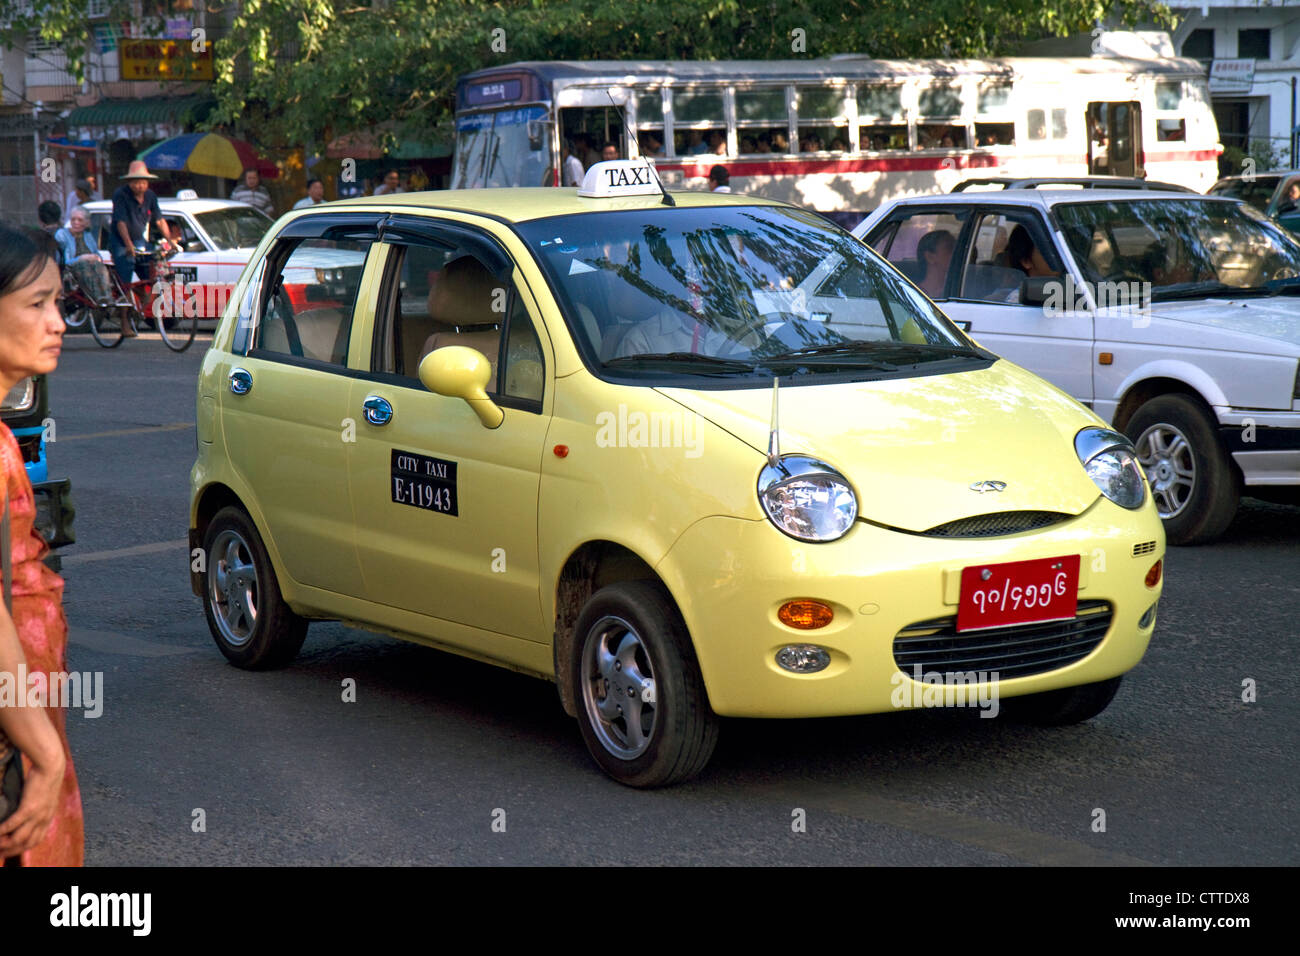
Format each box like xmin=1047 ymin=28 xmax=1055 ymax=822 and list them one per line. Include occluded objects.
xmin=572 ymin=581 xmax=718 ymax=787
xmin=88 ymin=305 xmax=126 ymax=348
xmin=201 ymin=506 xmax=307 ymax=669
xmin=1002 ymin=676 xmax=1123 ymax=725
xmin=1125 ymin=394 xmax=1239 ymax=545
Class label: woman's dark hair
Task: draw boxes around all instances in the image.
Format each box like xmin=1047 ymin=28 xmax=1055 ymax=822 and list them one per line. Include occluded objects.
xmin=37 ymin=200 xmax=63 ymax=226
xmin=0 ymin=223 xmax=61 ymax=297
xmin=1004 ymin=224 xmax=1036 ymax=272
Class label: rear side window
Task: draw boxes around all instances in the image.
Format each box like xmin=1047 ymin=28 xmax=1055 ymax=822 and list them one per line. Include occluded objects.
xmin=869 ymin=210 xmax=965 ymax=294
xmin=256 ymin=238 xmax=372 ymax=365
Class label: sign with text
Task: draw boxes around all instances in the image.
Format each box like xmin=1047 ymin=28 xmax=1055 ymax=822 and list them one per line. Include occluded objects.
xmin=1210 ymin=59 xmax=1255 ymax=94
xmin=119 ymin=39 xmax=213 ymax=82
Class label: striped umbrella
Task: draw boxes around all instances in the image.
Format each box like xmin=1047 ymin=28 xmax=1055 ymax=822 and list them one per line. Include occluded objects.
xmin=139 ymin=133 xmax=278 ymax=180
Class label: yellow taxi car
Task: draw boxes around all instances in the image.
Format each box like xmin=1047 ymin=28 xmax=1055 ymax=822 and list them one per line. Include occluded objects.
xmin=189 ymin=160 xmax=1166 ymax=787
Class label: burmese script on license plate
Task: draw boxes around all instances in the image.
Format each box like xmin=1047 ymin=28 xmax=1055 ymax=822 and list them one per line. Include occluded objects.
xmin=391 ymin=449 xmax=458 ymax=516
xmin=957 ymin=554 xmax=1080 ymax=632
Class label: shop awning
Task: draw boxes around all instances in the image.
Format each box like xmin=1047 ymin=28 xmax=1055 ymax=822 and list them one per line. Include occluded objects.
xmin=65 ymin=95 xmax=215 ymax=128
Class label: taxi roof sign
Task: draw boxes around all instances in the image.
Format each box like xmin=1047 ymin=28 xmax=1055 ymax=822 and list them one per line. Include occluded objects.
xmin=578 ymin=160 xmax=662 ymax=198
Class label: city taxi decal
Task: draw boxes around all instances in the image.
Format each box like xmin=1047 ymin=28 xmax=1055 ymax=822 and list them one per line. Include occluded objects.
xmin=391 ymin=449 xmax=458 ymax=515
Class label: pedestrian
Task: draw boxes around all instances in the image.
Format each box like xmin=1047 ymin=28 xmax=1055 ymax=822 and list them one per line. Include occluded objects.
xmin=561 ymin=140 xmax=585 ymax=186
xmin=36 ymin=202 xmax=62 ymax=236
xmin=63 ymin=179 xmax=94 ymax=224
xmin=373 ymin=169 xmax=405 ymax=195
xmin=230 ymin=168 xmax=275 ymax=217
xmin=0 ymin=222 xmax=82 ymax=867
xmin=109 ymin=160 xmax=175 ymax=338
xmin=292 ymin=178 xmax=326 ymax=209
xmin=54 ymin=208 xmax=114 ymax=306
xmin=708 ymin=165 xmax=731 ymax=193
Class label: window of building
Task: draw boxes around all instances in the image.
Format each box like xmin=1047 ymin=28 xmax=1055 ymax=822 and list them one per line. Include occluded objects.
xmin=1239 ymin=28 xmax=1270 ymax=61
xmin=1182 ymin=28 xmax=1214 ymax=61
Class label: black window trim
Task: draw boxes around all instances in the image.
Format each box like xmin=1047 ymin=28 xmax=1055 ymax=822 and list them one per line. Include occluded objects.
xmin=245 ymin=211 xmax=385 ymax=366
xmin=369 ymin=215 xmax=546 ymax=414
xmin=949 ymin=204 xmax=1061 ymax=304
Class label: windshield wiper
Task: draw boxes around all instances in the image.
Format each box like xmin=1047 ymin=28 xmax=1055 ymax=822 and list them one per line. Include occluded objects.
xmin=603 ymin=352 xmax=757 ymax=374
xmin=1151 ymin=281 xmax=1248 ymax=301
xmin=764 ymin=341 xmax=984 ymax=365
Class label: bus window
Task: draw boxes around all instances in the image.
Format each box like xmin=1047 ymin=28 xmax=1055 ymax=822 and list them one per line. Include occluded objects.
xmin=672 ymin=89 xmax=727 ymax=156
xmin=1052 ymin=108 xmax=1068 ymax=139
xmin=1028 ymin=109 xmax=1048 ymax=141
xmin=1154 ymin=81 xmax=1185 ymax=141
xmin=918 ymin=82 xmax=966 ymax=149
xmin=636 ymin=91 xmax=666 ymax=157
xmin=975 ymin=81 xmax=1015 ymax=147
xmin=858 ymin=83 xmax=907 ymax=151
xmin=1156 ymin=81 xmax=1182 ymax=111
xmin=795 ymin=87 xmax=849 ymax=152
xmin=735 ymin=87 xmax=790 ymax=155
xmin=560 ymin=107 xmax=625 ymax=167
xmin=1157 ymin=118 xmax=1186 ymax=141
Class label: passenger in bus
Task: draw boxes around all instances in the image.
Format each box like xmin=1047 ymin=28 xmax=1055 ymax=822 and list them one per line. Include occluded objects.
xmin=754 ymin=134 xmax=773 ymax=153
xmin=639 ymin=132 xmax=665 ymax=157
xmin=561 ymin=139 xmax=585 ymax=186
xmin=707 ymin=131 xmax=727 ymax=155
xmin=771 ymin=132 xmax=789 ymax=152
xmin=916 ymin=230 xmax=956 ymax=299
xmin=685 ymin=131 xmax=708 ymax=155
xmin=740 ymin=136 xmax=757 ymax=154
xmin=828 ymin=136 xmax=847 ymax=152
xmin=602 ymin=141 xmax=620 ymax=161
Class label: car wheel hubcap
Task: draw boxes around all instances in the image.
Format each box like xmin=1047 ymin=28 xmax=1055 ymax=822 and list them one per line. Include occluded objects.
xmin=209 ymin=529 xmax=259 ymax=647
xmin=1135 ymin=423 xmax=1195 ymax=520
xmin=580 ymin=615 xmax=658 ymax=760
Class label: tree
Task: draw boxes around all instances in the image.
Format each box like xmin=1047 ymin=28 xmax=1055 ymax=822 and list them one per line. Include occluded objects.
xmin=1 ymin=0 xmax=1172 ymax=145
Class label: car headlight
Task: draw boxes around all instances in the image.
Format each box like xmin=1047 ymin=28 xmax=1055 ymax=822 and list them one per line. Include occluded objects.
xmin=1075 ymin=427 xmax=1145 ymax=509
xmin=758 ymin=455 xmax=858 ymax=541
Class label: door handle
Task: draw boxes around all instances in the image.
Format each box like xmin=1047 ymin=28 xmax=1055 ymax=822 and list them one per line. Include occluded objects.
xmin=363 ymin=395 xmax=393 ymax=426
xmin=228 ymin=367 xmax=252 ymax=395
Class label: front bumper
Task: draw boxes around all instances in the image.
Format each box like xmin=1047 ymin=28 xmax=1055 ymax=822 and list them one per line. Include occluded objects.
xmin=656 ymin=497 xmax=1165 ymax=718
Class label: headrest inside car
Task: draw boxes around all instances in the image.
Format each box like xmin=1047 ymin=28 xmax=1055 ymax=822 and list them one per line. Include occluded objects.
xmin=426 ymin=256 xmax=501 ymax=328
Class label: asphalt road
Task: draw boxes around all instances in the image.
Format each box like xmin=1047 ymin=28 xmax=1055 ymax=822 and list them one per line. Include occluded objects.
xmin=42 ymin=332 xmax=1299 ymax=866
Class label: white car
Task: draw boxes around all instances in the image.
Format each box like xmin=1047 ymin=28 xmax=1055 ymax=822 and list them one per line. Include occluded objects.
xmin=854 ymin=189 xmax=1300 ymax=545
xmin=80 ymin=191 xmax=273 ymax=319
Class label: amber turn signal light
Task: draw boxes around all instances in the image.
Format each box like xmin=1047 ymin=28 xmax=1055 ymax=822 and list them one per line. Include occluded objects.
xmin=1145 ymin=559 xmax=1162 ymax=588
xmin=778 ymin=600 xmax=834 ymax=629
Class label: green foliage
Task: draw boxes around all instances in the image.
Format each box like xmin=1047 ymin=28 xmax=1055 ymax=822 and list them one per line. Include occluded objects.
xmin=2 ymin=0 xmax=1173 ymax=145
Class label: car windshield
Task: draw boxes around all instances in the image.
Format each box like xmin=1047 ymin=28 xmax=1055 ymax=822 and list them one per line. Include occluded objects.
xmin=451 ymin=107 xmax=553 ymax=188
xmin=1207 ymin=177 xmax=1281 ymax=212
xmin=196 ymin=208 xmax=273 ymax=250
xmin=517 ymin=205 xmax=978 ymax=382
xmin=1055 ymin=198 xmax=1300 ymax=298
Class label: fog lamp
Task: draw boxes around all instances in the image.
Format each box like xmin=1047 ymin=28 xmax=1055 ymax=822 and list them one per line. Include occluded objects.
xmin=1139 ymin=602 xmax=1158 ymax=629
xmin=778 ymin=599 xmax=834 ymax=629
xmin=776 ymin=645 xmax=832 ymax=674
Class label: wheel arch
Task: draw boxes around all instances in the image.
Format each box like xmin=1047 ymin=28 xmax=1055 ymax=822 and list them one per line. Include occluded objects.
xmin=1112 ymin=374 xmax=1222 ymax=433
xmin=551 ymin=540 xmax=674 ymax=718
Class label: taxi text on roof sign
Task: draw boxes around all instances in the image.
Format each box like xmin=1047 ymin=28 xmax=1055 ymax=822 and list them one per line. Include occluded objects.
xmin=578 ymin=160 xmax=662 ymax=198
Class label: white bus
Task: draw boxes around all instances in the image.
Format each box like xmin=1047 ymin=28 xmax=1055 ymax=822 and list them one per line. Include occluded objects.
xmin=451 ymin=57 xmax=1221 ymax=226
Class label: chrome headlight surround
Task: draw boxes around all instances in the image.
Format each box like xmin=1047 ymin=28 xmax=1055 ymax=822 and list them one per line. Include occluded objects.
xmin=758 ymin=455 xmax=858 ymax=542
xmin=1075 ymin=427 xmax=1146 ymax=510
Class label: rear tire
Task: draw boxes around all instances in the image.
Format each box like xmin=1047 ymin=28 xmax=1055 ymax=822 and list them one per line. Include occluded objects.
xmin=201 ymin=506 xmax=307 ymax=669
xmin=572 ymin=580 xmax=719 ymax=787
xmin=1125 ymin=394 xmax=1239 ymax=545
xmin=1002 ymin=676 xmax=1123 ymax=725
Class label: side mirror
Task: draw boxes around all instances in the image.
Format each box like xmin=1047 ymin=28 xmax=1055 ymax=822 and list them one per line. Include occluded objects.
xmin=1021 ymin=275 xmax=1056 ymax=307
xmin=419 ymin=346 xmax=504 ymax=428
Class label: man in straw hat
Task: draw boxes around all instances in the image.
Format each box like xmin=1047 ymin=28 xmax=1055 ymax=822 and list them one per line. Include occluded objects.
xmin=109 ymin=160 xmax=176 ymax=335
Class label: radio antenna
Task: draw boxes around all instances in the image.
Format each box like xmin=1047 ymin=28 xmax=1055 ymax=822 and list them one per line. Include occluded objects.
xmin=767 ymin=375 xmax=781 ymax=467
xmin=607 ymin=90 xmax=674 ymax=206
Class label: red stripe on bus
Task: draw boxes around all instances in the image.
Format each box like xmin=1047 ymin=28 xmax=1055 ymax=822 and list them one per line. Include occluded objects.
xmin=656 ymin=155 xmax=1003 ymax=176
xmin=1142 ymin=148 xmax=1220 ymax=163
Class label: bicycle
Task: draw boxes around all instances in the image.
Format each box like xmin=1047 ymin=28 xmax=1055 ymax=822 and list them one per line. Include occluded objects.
xmin=90 ymin=243 xmax=197 ymax=352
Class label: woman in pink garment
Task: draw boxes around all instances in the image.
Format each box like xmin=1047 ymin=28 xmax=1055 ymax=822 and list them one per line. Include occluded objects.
xmin=0 ymin=223 xmax=82 ymax=866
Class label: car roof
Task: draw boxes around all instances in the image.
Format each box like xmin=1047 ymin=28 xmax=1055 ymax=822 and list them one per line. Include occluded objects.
xmin=315 ymin=187 xmax=786 ymax=224
xmin=883 ymin=189 xmax=1242 ymax=210
xmin=80 ymin=197 xmax=257 ymax=214
xmin=1212 ymin=170 xmax=1300 ymax=183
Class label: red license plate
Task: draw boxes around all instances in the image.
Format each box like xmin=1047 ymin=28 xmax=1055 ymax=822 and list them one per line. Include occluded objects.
xmin=957 ymin=555 xmax=1080 ymax=632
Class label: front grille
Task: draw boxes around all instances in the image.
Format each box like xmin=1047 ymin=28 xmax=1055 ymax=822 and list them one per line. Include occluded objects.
xmin=921 ymin=511 xmax=1071 ymax=538
xmin=893 ymin=600 xmax=1112 ymax=680
xmin=1132 ymin=540 xmax=1157 ymax=557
